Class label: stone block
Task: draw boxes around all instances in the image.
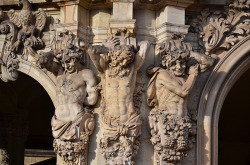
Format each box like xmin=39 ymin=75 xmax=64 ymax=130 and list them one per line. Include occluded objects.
xmin=112 ymin=2 xmax=133 ymax=20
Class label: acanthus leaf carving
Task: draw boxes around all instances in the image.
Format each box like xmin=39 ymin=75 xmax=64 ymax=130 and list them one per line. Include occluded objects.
xmin=147 ymin=34 xmax=214 ymax=164
xmin=196 ymin=0 xmax=250 ymax=55
xmin=88 ymin=28 xmax=150 ymax=165
xmin=0 ymin=21 xmax=19 ymax=82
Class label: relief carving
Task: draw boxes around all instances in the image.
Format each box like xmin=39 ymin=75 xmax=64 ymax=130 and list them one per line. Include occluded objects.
xmin=0 ymin=0 xmax=47 ymax=82
xmin=38 ymin=31 xmax=98 ymax=164
xmin=195 ymin=0 xmax=250 ymax=55
xmin=7 ymin=0 xmax=46 ymax=58
xmin=88 ymin=29 xmax=150 ymax=165
xmin=147 ymin=34 xmax=215 ymax=164
xmin=0 ymin=21 xmax=19 ymax=82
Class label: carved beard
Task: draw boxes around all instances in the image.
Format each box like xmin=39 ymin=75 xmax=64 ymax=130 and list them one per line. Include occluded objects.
xmin=108 ymin=51 xmax=134 ymax=78
xmin=109 ymin=65 xmax=130 ymax=78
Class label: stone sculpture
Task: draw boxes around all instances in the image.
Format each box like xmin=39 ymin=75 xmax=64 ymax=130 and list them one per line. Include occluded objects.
xmin=38 ymin=30 xmax=98 ymax=164
xmin=147 ymin=34 xmax=215 ymax=164
xmin=195 ymin=0 xmax=250 ymax=55
xmin=7 ymin=0 xmax=46 ymax=59
xmin=0 ymin=20 xmax=19 ymax=82
xmin=88 ymin=29 xmax=150 ymax=165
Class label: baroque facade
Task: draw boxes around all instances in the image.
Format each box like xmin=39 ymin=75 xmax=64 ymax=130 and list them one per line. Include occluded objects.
xmin=0 ymin=0 xmax=249 ymax=165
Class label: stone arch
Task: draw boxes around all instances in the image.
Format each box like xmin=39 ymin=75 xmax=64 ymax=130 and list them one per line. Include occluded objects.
xmin=17 ymin=59 xmax=57 ymax=106
xmin=197 ymin=36 xmax=250 ymax=165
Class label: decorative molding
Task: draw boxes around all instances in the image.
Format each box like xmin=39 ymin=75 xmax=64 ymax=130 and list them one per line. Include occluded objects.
xmin=0 ymin=21 xmax=19 ymax=82
xmin=195 ymin=0 xmax=250 ymax=55
xmin=88 ymin=28 xmax=150 ymax=164
xmin=147 ymin=34 xmax=215 ymax=164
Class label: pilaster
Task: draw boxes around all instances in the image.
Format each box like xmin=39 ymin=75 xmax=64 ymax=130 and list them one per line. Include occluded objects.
xmin=109 ymin=0 xmax=136 ymax=34
xmin=58 ymin=2 xmax=90 ymax=42
xmin=156 ymin=5 xmax=189 ymax=43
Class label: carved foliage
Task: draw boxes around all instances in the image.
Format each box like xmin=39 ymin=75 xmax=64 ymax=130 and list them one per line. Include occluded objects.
xmin=53 ymin=131 xmax=90 ymax=163
xmin=149 ymin=112 xmax=193 ymax=163
xmin=0 ymin=21 xmax=19 ymax=82
xmin=146 ymin=34 xmax=214 ymax=164
xmin=197 ymin=0 xmax=250 ymax=55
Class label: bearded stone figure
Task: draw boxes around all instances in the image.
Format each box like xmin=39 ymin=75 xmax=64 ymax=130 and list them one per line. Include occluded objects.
xmin=38 ymin=31 xmax=98 ymax=164
xmin=147 ymin=34 xmax=215 ymax=164
xmin=88 ymin=29 xmax=150 ymax=165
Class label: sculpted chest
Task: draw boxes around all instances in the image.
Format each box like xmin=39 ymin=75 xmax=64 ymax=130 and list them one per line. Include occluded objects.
xmin=57 ymin=74 xmax=85 ymax=93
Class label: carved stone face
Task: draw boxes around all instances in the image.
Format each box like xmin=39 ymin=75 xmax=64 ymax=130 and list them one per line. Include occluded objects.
xmin=168 ymin=59 xmax=186 ymax=77
xmin=109 ymin=45 xmax=135 ymax=68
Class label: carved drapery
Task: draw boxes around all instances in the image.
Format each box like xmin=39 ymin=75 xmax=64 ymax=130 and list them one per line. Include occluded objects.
xmin=147 ymin=34 xmax=214 ymax=164
xmin=88 ymin=28 xmax=150 ymax=165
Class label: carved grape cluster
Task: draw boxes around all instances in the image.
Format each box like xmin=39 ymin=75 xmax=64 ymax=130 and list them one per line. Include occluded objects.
xmin=149 ymin=111 xmax=194 ymax=164
xmin=53 ymin=139 xmax=86 ymax=162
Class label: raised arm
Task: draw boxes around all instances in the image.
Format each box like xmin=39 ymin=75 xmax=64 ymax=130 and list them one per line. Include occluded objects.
xmin=38 ymin=51 xmax=61 ymax=75
xmin=82 ymin=69 xmax=98 ymax=106
xmin=190 ymin=51 xmax=215 ymax=72
xmin=159 ymin=67 xmax=198 ymax=98
xmin=134 ymin=41 xmax=150 ymax=71
xmin=87 ymin=45 xmax=108 ymax=73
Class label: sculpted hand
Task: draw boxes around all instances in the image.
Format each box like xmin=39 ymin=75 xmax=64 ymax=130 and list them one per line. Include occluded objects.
xmin=188 ymin=64 xmax=199 ymax=76
xmin=103 ymin=37 xmax=120 ymax=49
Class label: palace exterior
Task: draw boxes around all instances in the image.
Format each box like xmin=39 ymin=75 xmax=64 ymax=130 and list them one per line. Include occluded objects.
xmin=0 ymin=0 xmax=249 ymax=165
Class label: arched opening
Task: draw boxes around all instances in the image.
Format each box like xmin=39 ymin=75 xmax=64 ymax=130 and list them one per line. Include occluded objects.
xmin=218 ymin=69 xmax=250 ymax=165
xmin=0 ymin=72 xmax=55 ymax=164
xmin=197 ymin=36 xmax=250 ymax=165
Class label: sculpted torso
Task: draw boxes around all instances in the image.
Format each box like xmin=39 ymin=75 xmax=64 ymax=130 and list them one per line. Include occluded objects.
xmin=55 ymin=71 xmax=87 ymax=122
xmin=104 ymin=65 xmax=136 ymax=124
xmin=155 ymin=70 xmax=187 ymax=116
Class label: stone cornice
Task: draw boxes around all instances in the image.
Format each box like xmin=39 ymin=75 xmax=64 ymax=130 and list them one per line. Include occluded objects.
xmin=0 ymin=0 xmax=194 ymax=10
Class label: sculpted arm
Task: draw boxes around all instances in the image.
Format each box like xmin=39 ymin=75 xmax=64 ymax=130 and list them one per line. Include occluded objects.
xmin=190 ymin=51 xmax=215 ymax=72
xmin=159 ymin=71 xmax=197 ymax=98
xmin=38 ymin=51 xmax=61 ymax=75
xmin=135 ymin=41 xmax=150 ymax=71
xmin=87 ymin=45 xmax=108 ymax=73
xmin=83 ymin=69 xmax=98 ymax=106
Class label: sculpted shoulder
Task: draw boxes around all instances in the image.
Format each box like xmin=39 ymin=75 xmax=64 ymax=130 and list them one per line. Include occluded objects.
xmin=80 ymin=69 xmax=96 ymax=79
xmin=156 ymin=69 xmax=173 ymax=82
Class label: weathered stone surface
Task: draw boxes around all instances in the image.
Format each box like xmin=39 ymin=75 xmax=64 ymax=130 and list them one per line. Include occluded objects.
xmin=147 ymin=34 xmax=215 ymax=164
xmin=88 ymin=28 xmax=150 ymax=164
xmin=37 ymin=31 xmax=98 ymax=164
